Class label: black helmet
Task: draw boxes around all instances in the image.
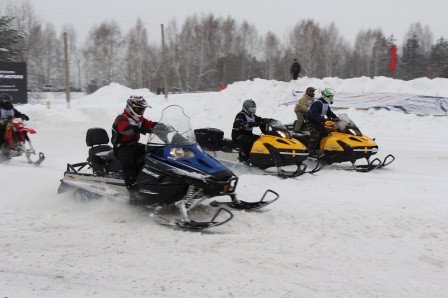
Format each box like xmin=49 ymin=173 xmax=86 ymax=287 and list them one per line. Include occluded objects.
xmin=243 ymin=99 xmax=257 ymax=115
xmin=0 ymin=93 xmax=13 ymax=110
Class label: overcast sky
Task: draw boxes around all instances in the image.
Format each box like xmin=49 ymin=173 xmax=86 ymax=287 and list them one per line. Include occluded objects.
xmin=28 ymin=0 xmax=447 ymax=46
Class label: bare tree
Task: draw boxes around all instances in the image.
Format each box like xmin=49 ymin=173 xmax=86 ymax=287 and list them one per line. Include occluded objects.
xmin=263 ymin=31 xmax=282 ymax=80
xmin=403 ymin=22 xmax=433 ymax=54
xmin=237 ymin=21 xmax=262 ymax=81
xmin=123 ymin=19 xmax=153 ymax=90
xmin=352 ymin=29 xmax=389 ymax=78
xmin=82 ymin=20 xmax=124 ymax=93
xmin=288 ymin=19 xmax=322 ymax=78
xmin=2 ymin=0 xmax=46 ymax=90
xmin=317 ymin=23 xmax=350 ymax=78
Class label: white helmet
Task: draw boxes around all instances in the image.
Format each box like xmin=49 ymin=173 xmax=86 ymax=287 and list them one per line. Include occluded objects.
xmin=125 ymin=95 xmax=150 ymax=121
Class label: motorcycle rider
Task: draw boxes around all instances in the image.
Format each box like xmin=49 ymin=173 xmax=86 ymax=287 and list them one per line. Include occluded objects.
xmin=232 ymin=99 xmax=264 ymax=163
xmin=306 ymin=88 xmax=339 ymax=158
xmin=111 ymin=96 xmax=156 ymax=203
xmin=0 ymin=93 xmax=29 ymax=148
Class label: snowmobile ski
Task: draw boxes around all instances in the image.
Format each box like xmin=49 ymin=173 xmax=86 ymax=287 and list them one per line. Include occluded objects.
xmin=210 ymin=189 xmax=279 ymax=210
xmin=149 ymin=205 xmax=234 ymax=230
xmin=303 ymin=158 xmax=327 ymax=173
xmin=34 ymin=152 xmax=45 ymax=166
xmin=346 ymin=154 xmax=395 ymax=172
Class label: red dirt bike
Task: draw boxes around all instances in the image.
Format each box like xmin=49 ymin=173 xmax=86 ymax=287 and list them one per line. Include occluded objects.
xmin=0 ymin=117 xmax=45 ymax=165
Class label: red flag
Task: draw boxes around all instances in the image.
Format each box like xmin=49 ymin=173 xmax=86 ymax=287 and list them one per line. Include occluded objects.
xmin=390 ymin=45 xmax=397 ymax=71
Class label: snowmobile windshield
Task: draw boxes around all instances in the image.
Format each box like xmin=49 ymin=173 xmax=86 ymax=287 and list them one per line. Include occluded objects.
xmin=261 ymin=118 xmax=292 ymax=139
xmin=147 ymin=105 xmax=196 ymax=146
xmin=334 ymin=113 xmax=363 ymax=136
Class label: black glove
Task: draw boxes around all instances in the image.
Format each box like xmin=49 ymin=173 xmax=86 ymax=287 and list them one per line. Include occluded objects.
xmin=153 ymin=122 xmax=170 ymax=143
xmin=330 ymin=117 xmax=340 ymax=121
xmin=138 ymin=127 xmax=151 ymax=134
xmin=22 ymin=114 xmax=29 ymax=121
xmin=154 ymin=122 xmax=169 ymax=132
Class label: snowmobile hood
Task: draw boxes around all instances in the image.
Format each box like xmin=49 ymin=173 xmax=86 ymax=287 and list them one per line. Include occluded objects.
xmin=149 ymin=144 xmax=232 ymax=176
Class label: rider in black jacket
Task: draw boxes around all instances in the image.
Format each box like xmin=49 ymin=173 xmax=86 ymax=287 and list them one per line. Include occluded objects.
xmin=232 ymin=99 xmax=264 ymax=162
xmin=306 ymin=88 xmax=338 ymax=157
xmin=0 ymin=93 xmax=29 ymax=147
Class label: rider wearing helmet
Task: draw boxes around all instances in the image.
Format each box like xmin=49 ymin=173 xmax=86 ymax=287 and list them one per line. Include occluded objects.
xmin=293 ymin=87 xmax=316 ymax=132
xmin=111 ymin=95 xmax=156 ymax=201
xmin=231 ymin=99 xmax=264 ymax=163
xmin=306 ymin=88 xmax=339 ymax=158
xmin=0 ymin=93 xmax=29 ymax=147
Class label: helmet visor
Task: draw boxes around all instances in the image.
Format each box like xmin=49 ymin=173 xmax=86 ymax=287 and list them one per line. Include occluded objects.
xmin=133 ymin=107 xmax=145 ymax=115
xmin=247 ymin=106 xmax=256 ymax=114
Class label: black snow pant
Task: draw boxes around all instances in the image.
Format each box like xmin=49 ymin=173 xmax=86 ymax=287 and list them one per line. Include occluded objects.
xmin=235 ymin=134 xmax=259 ymax=161
xmin=307 ymin=121 xmax=326 ymax=155
xmin=0 ymin=123 xmax=6 ymax=146
xmin=114 ymin=142 xmax=146 ymax=189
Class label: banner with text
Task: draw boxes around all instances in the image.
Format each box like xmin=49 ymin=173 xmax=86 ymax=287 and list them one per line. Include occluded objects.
xmin=0 ymin=62 xmax=27 ymax=104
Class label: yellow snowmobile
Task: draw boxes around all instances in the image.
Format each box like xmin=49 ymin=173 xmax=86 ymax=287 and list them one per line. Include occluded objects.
xmin=195 ymin=118 xmax=310 ymax=178
xmin=290 ymin=113 xmax=395 ymax=172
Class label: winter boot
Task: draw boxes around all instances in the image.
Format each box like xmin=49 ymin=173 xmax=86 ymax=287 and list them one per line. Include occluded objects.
xmin=127 ymin=184 xmax=143 ymax=206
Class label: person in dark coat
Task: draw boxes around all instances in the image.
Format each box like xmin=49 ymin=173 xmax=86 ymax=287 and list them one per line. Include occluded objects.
xmin=306 ymin=88 xmax=339 ymax=157
xmin=111 ymin=96 xmax=156 ymax=199
xmin=0 ymin=93 xmax=29 ymax=147
xmin=290 ymin=59 xmax=301 ymax=80
xmin=232 ymin=99 xmax=264 ymax=163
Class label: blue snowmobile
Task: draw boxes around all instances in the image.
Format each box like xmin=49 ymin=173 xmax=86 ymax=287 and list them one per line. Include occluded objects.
xmin=57 ymin=105 xmax=278 ymax=230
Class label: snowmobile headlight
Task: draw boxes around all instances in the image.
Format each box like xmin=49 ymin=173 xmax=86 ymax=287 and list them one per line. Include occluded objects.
xmin=277 ymin=131 xmax=290 ymax=138
xmin=348 ymin=128 xmax=360 ymax=136
xmin=169 ymin=147 xmax=195 ymax=159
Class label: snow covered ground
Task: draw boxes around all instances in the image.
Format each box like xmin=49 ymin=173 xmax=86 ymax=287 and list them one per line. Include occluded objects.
xmin=1 ymin=77 xmax=448 ymax=298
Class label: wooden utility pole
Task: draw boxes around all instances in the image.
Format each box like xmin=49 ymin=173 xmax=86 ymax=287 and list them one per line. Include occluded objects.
xmin=63 ymin=32 xmax=71 ymax=109
xmin=161 ymin=24 xmax=168 ymax=99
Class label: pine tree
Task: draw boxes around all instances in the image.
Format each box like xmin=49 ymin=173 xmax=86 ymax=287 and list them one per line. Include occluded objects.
xmin=429 ymin=37 xmax=448 ymax=78
xmin=0 ymin=16 xmax=24 ymax=61
xmin=400 ymin=34 xmax=425 ymax=79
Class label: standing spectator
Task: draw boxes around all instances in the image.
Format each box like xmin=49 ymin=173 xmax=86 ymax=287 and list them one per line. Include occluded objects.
xmin=290 ymin=59 xmax=301 ymax=80
xmin=293 ymin=87 xmax=316 ymax=132
xmin=306 ymin=88 xmax=338 ymax=158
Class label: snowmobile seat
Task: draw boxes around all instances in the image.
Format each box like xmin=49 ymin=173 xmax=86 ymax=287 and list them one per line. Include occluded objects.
xmin=194 ymin=128 xmax=224 ymax=151
xmin=221 ymin=138 xmax=238 ymax=153
xmin=86 ymin=127 xmax=122 ymax=174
